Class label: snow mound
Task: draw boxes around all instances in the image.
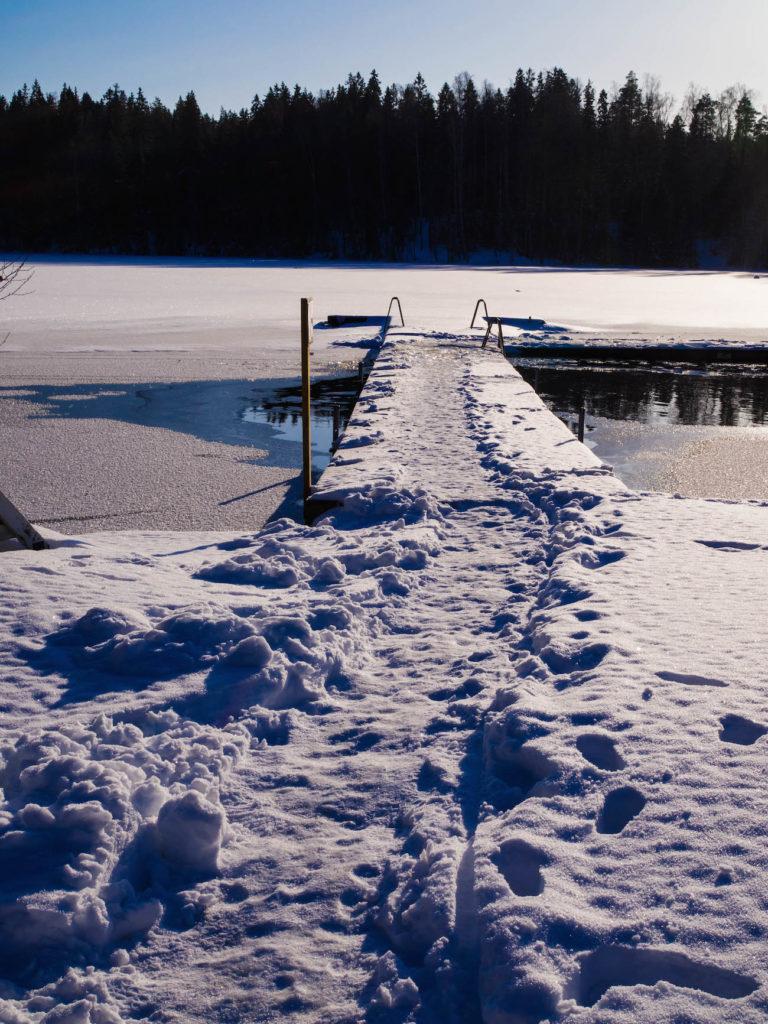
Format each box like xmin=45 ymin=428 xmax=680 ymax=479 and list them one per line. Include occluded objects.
xmin=0 ymin=966 xmax=131 ymax=1024
xmin=223 ymin=611 xmax=357 ymax=710
xmin=0 ymin=709 xmax=248 ymax=985
xmin=50 ymin=605 xmax=257 ymax=678
xmin=323 ymin=482 xmax=447 ymax=527
xmin=155 ymin=790 xmax=224 ymax=874
xmin=196 ymin=484 xmax=445 ymax=594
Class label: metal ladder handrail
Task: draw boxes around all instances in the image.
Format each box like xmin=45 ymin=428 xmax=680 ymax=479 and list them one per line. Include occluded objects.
xmin=386 ymin=296 xmax=405 ymax=326
xmin=470 ymin=298 xmax=489 ymax=329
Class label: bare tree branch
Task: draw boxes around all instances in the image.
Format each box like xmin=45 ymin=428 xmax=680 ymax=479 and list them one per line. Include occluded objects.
xmin=0 ymin=260 xmax=34 ymax=301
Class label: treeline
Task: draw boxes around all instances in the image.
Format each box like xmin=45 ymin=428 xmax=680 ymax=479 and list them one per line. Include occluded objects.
xmin=1 ymin=69 xmax=767 ymax=267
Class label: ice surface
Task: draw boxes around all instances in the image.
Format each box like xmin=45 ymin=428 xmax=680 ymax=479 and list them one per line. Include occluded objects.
xmin=3 ymin=256 xmax=767 ymax=354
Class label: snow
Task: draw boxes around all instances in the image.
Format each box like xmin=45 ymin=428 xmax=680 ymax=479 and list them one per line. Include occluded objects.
xmin=2 ymin=302 xmax=768 ymax=1021
xmin=2 ymin=256 xmax=767 ymax=354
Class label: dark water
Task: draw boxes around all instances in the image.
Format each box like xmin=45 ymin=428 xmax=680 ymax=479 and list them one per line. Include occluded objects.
xmin=515 ymin=361 xmax=768 ymax=428
xmin=243 ymin=374 xmax=361 ymax=474
xmin=513 ymin=360 xmax=768 ymax=498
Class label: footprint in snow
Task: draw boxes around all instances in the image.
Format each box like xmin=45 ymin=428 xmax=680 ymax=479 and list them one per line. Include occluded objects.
xmin=417 ymin=759 xmax=455 ymax=794
xmin=656 ymin=670 xmax=728 ymax=688
xmin=428 ymin=678 xmax=482 ymax=702
xmin=352 ymin=863 xmax=379 ymax=879
xmin=580 ymin=549 xmax=626 ymax=570
xmin=695 ymin=539 xmax=763 ymax=552
xmin=328 ymin=727 xmax=383 ymax=752
xmin=543 ymin=641 xmax=610 ymax=675
xmin=487 ymin=747 xmax=559 ymax=812
xmin=317 ymin=803 xmax=368 ymax=830
xmin=576 ymin=733 xmax=625 ymax=772
xmin=547 ymin=580 xmax=592 ymax=607
xmin=596 ymin=786 xmax=646 ymax=834
xmin=719 ymin=714 xmax=768 ymax=746
xmin=220 ymin=882 xmax=249 ymax=903
xmin=568 ymin=945 xmax=758 ymax=1006
xmin=339 ymin=886 xmax=366 ymax=907
xmin=493 ymin=838 xmax=548 ymax=896
xmin=574 ymin=609 xmax=601 ymax=622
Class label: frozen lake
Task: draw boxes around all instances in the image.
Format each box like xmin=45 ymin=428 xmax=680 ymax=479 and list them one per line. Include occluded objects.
xmin=3 ymin=254 xmax=767 ymax=354
xmin=1 ymin=256 xmax=766 ymax=531
xmin=0 ymin=363 xmax=362 ymax=532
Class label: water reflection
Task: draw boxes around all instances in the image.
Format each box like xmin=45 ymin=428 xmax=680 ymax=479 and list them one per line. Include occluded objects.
xmin=514 ymin=359 xmax=768 ymax=500
xmin=515 ymin=362 xmax=768 ymax=428
xmin=242 ymin=374 xmax=361 ymax=474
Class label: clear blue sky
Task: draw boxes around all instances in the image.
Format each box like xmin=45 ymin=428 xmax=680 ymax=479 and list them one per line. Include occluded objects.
xmin=2 ymin=0 xmax=766 ymax=114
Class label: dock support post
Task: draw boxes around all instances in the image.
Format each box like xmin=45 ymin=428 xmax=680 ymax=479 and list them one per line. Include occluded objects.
xmin=497 ymin=318 xmax=504 ymax=352
xmin=577 ymin=405 xmax=586 ymax=443
xmin=301 ymin=297 xmax=313 ymax=506
xmin=331 ymin=404 xmax=340 ymax=451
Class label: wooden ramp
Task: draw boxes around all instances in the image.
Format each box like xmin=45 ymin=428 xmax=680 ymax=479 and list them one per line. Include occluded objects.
xmin=0 ymin=490 xmax=47 ymax=550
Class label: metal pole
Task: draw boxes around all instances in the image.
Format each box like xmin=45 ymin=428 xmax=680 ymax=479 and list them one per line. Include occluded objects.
xmin=578 ymin=405 xmax=586 ymax=443
xmin=301 ymin=297 xmax=313 ymax=504
xmin=386 ymin=296 xmax=405 ymax=326
xmin=470 ymin=298 xmax=489 ymax=329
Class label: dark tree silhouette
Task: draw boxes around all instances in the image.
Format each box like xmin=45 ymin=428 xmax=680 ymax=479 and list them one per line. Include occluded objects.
xmin=0 ymin=71 xmax=766 ymax=267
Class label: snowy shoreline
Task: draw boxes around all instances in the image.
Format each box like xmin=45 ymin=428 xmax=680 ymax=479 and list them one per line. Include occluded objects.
xmin=2 ymin=326 xmax=768 ymax=1022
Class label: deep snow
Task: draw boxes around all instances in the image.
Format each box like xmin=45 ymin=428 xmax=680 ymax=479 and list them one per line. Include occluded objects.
xmin=2 ymin=323 xmax=768 ymax=1023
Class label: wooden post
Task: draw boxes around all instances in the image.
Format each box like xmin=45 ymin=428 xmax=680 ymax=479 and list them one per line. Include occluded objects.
xmin=578 ymin=405 xmax=586 ymax=442
xmin=331 ymin=404 xmax=340 ymax=451
xmin=301 ymin=297 xmax=313 ymax=504
xmin=497 ymin=318 xmax=504 ymax=352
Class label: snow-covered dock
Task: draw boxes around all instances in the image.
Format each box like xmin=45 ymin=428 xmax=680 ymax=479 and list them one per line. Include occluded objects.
xmin=2 ymin=325 xmax=768 ymax=1023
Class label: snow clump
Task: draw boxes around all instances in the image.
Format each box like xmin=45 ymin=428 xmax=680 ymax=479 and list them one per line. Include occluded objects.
xmin=0 ymin=710 xmax=248 ymax=982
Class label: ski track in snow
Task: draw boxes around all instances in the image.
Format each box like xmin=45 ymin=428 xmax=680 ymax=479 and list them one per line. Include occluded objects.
xmin=1 ymin=327 xmax=768 ymax=1022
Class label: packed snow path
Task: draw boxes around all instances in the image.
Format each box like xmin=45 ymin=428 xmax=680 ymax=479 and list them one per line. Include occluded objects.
xmin=1 ymin=328 xmax=768 ymax=1023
